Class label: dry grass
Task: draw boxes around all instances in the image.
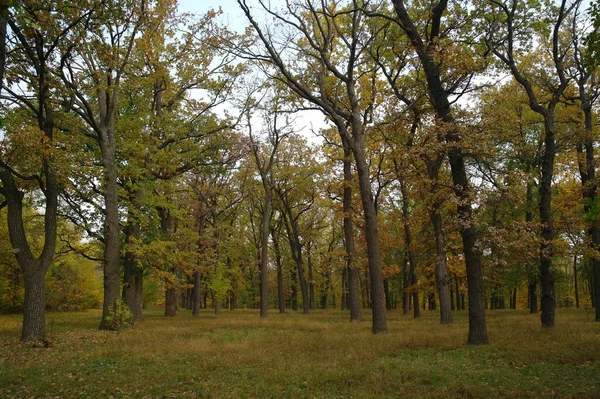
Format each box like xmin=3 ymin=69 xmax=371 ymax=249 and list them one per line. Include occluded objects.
xmin=0 ymin=308 xmax=599 ymax=398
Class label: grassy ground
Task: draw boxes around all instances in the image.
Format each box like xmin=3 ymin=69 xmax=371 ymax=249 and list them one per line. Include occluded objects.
xmin=0 ymin=308 xmax=599 ymax=398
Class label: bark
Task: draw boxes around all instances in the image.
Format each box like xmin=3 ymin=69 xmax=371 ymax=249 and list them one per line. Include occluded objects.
xmin=399 ymin=171 xmax=419 ymax=318
xmin=352 ymin=142 xmax=386 ymax=333
xmin=573 ymin=256 xmax=579 ymax=309
xmin=539 ymin=116 xmax=556 ymax=327
xmin=122 ymin=216 xmax=142 ymax=320
xmin=165 ymin=287 xmax=177 ymax=317
xmin=431 ymin=211 xmax=452 ymax=324
xmin=341 ymin=266 xmax=348 ymax=311
xmin=271 ymin=226 xmax=286 ymax=314
xmin=343 ymin=147 xmax=362 ymax=321
xmin=291 ymin=266 xmax=298 ymax=311
xmin=283 ymin=213 xmax=309 ymax=315
xmin=192 ymin=270 xmax=201 ymax=316
xmin=307 ymin=242 xmax=315 ymax=310
xmin=258 ymin=188 xmax=272 ymax=318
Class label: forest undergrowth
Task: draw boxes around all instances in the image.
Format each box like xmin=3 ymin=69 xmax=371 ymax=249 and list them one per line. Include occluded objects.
xmin=0 ymin=308 xmax=598 ymax=398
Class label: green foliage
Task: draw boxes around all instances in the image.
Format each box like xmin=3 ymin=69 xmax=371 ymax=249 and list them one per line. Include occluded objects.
xmin=103 ymin=300 xmax=133 ymax=331
xmin=45 ymin=259 xmax=102 ymax=312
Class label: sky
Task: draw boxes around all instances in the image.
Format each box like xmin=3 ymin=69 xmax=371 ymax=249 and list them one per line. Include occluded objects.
xmin=178 ymin=0 xmax=249 ymax=32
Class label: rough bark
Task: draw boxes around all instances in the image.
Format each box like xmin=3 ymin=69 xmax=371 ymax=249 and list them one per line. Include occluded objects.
xmin=539 ymin=116 xmax=556 ymax=327
xmin=192 ymin=270 xmax=201 ymax=316
xmin=352 ymin=142 xmax=386 ymax=333
xmin=283 ymin=212 xmax=309 ymax=315
xmin=271 ymin=225 xmax=286 ymax=314
xmin=431 ymin=211 xmax=453 ymax=324
xmin=343 ymin=147 xmax=362 ymax=322
xmin=398 ymin=168 xmax=419 ymax=318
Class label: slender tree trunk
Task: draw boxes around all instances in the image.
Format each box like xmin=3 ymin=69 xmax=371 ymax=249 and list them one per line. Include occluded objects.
xmin=351 ymin=141 xmax=386 ymax=333
xmin=430 ymin=211 xmax=452 ymax=324
xmin=341 ymin=267 xmax=348 ymax=311
xmin=308 ymin=243 xmax=315 ymax=310
xmin=539 ymin=116 xmax=556 ymax=327
xmin=574 ymin=256 xmax=580 ymax=309
xmin=291 ymin=267 xmax=298 ymax=311
xmin=193 ymin=271 xmax=201 ymax=316
xmin=399 ymin=171 xmax=419 ymax=318
xmin=271 ymin=227 xmax=286 ymax=314
xmin=258 ymin=187 xmax=272 ymax=318
xmin=403 ymin=257 xmax=410 ymax=314
xmin=133 ymin=268 xmax=143 ymax=315
xmin=343 ymin=146 xmax=362 ymax=322
xmin=122 ymin=217 xmax=141 ymax=320
xmin=384 ymin=279 xmax=392 ymax=310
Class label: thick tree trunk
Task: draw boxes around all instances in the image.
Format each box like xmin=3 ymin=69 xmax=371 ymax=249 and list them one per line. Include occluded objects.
xmin=165 ymin=287 xmax=177 ymax=317
xmin=352 ymin=142 xmax=386 ymax=333
xmin=21 ymin=267 xmax=47 ymax=341
xmin=343 ymin=147 xmax=362 ymax=322
xmin=99 ymin=135 xmax=122 ymax=330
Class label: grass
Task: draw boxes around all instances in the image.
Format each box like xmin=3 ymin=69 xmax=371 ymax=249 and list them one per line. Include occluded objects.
xmin=0 ymin=308 xmax=599 ymax=398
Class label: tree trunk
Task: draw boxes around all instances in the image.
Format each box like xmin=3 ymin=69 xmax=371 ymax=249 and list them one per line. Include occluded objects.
xmin=399 ymin=172 xmax=419 ymax=318
xmin=430 ymin=211 xmax=452 ymax=324
xmin=351 ymin=141 xmax=386 ymax=333
xmin=165 ymin=287 xmax=177 ymax=317
xmin=291 ymin=267 xmax=298 ymax=311
xmin=258 ymin=186 xmax=272 ymax=318
xmin=307 ymin=243 xmax=315 ymax=310
xmin=193 ymin=270 xmax=201 ymax=316
xmin=21 ymin=267 xmax=47 ymax=341
xmin=341 ymin=266 xmax=348 ymax=311
xmin=99 ymin=131 xmax=122 ymax=330
xmin=574 ymin=256 xmax=579 ymax=309
xmin=539 ymin=116 xmax=556 ymax=327
xmin=271 ymin=226 xmax=286 ymax=314
xmin=384 ymin=279 xmax=392 ymax=310
xmin=122 ymin=217 xmax=141 ymax=320
xmin=343 ymin=146 xmax=362 ymax=322
xmin=391 ymin=0 xmax=487 ymax=344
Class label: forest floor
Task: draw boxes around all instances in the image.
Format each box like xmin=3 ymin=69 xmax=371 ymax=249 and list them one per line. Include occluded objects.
xmin=0 ymin=307 xmax=598 ymax=398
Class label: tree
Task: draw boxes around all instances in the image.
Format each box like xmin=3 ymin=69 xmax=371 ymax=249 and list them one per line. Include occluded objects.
xmin=375 ymin=0 xmax=489 ymax=343
xmin=0 ymin=1 xmax=88 ymax=340
xmin=485 ymin=0 xmax=577 ymax=327
xmin=237 ymin=0 xmax=388 ymax=333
